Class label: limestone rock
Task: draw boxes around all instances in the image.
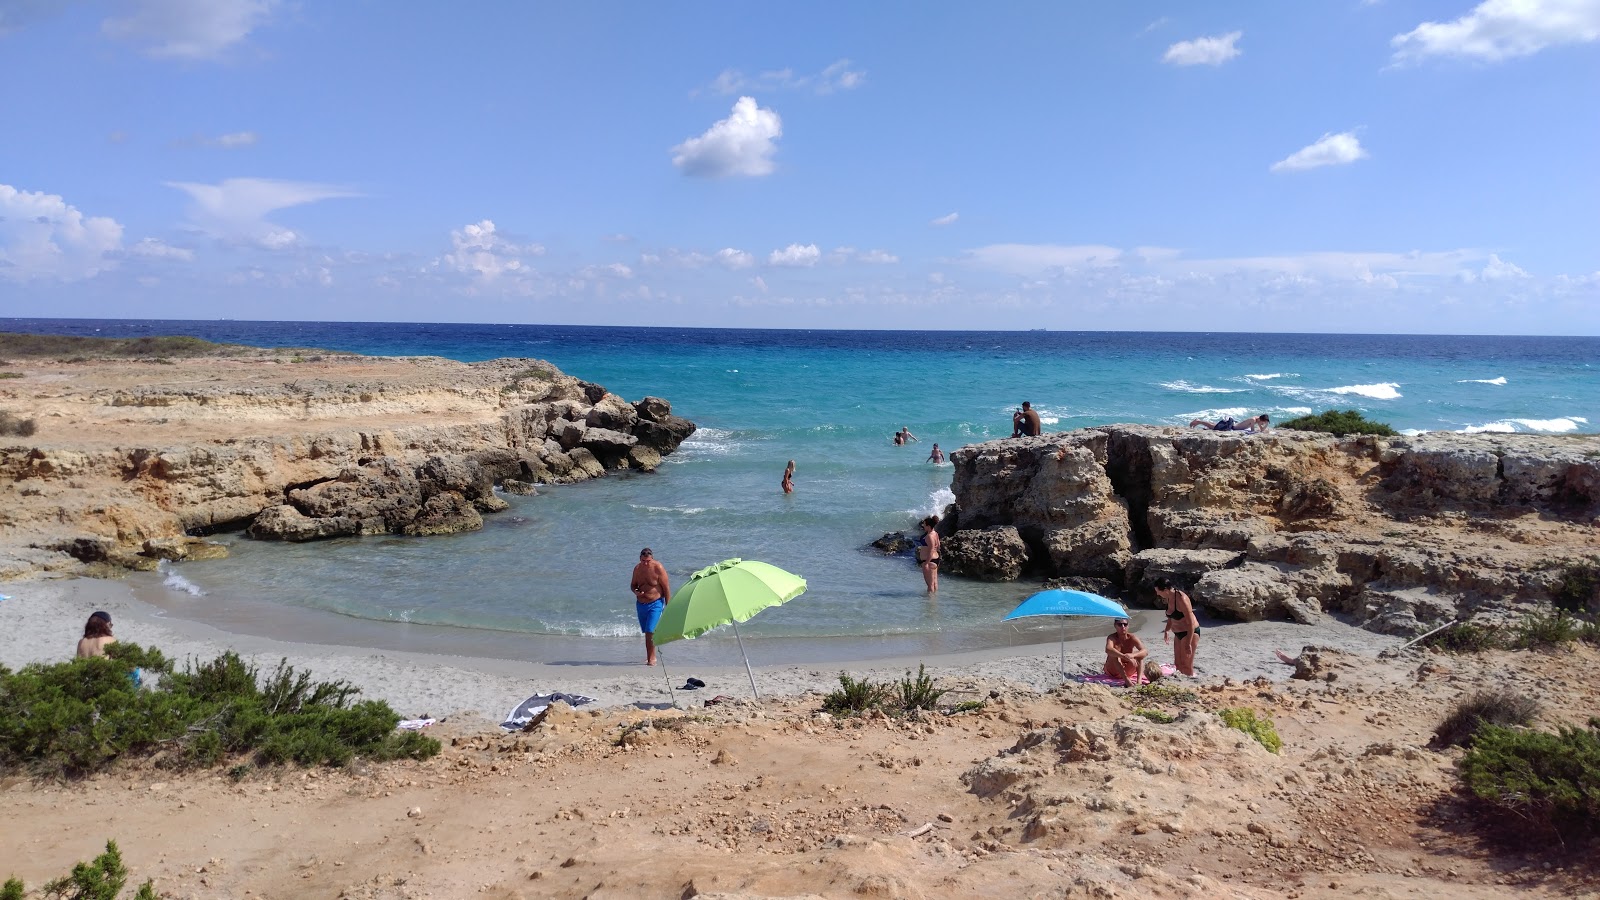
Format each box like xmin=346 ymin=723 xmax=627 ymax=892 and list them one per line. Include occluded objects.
xmin=248 ymin=505 xmax=359 ymax=542
xmin=943 ymin=526 xmax=1029 ymax=581
xmin=1193 ymin=563 xmax=1299 ymax=621
xmin=404 ymin=492 xmax=483 ymax=536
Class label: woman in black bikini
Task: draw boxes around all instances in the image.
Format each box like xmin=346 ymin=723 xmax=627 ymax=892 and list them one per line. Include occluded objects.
xmin=1154 ymin=576 xmax=1200 ymax=677
xmin=916 ymin=515 xmax=940 ymax=594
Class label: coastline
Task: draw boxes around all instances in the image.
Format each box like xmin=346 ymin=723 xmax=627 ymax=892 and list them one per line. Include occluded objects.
xmin=1 ymin=574 xmax=1402 ymax=720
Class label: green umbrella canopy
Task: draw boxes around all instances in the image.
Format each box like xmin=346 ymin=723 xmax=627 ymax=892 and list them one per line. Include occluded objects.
xmin=653 ymin=558 xmax=807 ymax=645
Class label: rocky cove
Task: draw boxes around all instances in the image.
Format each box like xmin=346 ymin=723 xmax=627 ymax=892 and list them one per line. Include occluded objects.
xmin=0 ymin=352 xmax=694 ymax=578
xmin=931 ymin=426 xmax=1600 ymax=633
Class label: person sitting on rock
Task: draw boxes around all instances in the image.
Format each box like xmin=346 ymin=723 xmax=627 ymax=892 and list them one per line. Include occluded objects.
xmin=1104 ymin=619 xmax=1148 ymax=686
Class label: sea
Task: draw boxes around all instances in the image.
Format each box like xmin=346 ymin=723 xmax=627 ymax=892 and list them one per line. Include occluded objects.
xmin=8 ymin=319 xmax=1598 ymax=666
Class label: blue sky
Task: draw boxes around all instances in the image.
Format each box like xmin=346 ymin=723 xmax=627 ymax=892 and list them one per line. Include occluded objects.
xmin=1 ymin=1 xmax=1597 ymax=333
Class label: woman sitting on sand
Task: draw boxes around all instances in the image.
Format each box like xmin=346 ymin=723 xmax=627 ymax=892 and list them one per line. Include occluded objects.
xmin=76 ymin=610 xmax=116 ymax=658
xmin=915 ymin=515 xmax=941 ymax=593
xmin=1104 ymin=618 xmax=1148 ymax=686
xmin=1155 ymin=577 xmax=1200 ymax=677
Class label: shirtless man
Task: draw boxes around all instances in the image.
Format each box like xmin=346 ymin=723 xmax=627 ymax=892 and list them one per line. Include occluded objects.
xmin=1104 ymin=618 xmax=1148 ymax=685
xmin=893 ymin=427 xmax=918 ymax=445
xmin=630 ymin=548 xmax=671 ymax=666
xmin=1012 ymin=401 xmax=1042 ymax=437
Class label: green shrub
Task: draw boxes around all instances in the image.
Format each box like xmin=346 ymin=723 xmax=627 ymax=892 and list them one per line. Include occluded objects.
xmin=1219 ymin=707 xmax=1282 ymax=753
xmin=1552 ymin=559 xmax=1600 ymax=613
xmin=0 ymin=332 xmax=238 ymax=359
xmin=949 ymin=700 xmax=985 ymax=714
xmin=0 ymin=372 xmax=21 ymax=379
xmin=822 ymin=672 xmax=888 ymax=714
xmin=1459 ymin=720 xmax=1600 ymax=842
xmin=895 ymin=664 xmax=948 ymax=711
xmin=1422 ymin=621 xmax=1502 ymax=653
xmin=2 ymin=878 xmax=23 ymax=900
xmin=1434 ymin=691 xmax=1539 ymax=747
xmin=1134 ymin=708 xmax=1176 ymax=724
xmin=1278 ymin=409 xmax=1398 ymax=437
xmin=1131 ymin=683 xmax=1198 ymax=705
xmin=26 ymin=840 xmax=156 ymax=900
xmin=0 ymin=644 xmax=438 ymax=778
xmin=1513 ymin=611 xmax=1580 ymax=648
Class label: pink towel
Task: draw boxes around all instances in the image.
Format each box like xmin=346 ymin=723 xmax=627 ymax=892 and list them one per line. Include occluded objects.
xmin=1077 ymin=664 xmax=1177 ymax=687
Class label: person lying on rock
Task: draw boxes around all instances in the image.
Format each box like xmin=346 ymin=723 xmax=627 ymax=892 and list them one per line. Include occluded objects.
xmin=1104 ymin=618 xmax=1148 ymax=686
xmin=1188 ymin=414 xmax=1270 ymax=433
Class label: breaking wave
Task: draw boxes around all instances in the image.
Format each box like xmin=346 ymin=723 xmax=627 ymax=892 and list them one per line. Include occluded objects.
xmin=1159 ymin=380 xmax=1247 ymax=394
xmin=1326 ymin=383 xmax=1401 ymax=400
xmin=1457 ymin=376 xmax=1507 ymax=385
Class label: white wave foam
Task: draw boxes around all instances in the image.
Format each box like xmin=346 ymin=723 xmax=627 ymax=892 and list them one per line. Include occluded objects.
xmin=1278 ymin=407 xmax=1312 ymax=416
xmin=1179 ymin=407 xmax=1248 ymax=422
xmin=678 ymin=426 xmax=738 ymax=457
xmin=905 ymin=488 xmax=955 ymax=519
xmin=1400 ymin=428 xmax=1427 ymax=437
xmin=1457 ymin=376 xmax=1507 ymax=385
xmin=1038 ymin=416 xmax=1059 ymax=425
xmin=1326 ymin=382 xmax=1401 ymax=400
xmin=158 ymin=561 xmax=206 ymax=597
xmin=1459 ymin=422 xmax=1517 ymax=434
xmin=633 ymin=505 xmax=709 ymax=515
xmin=1243 ymin=373 xmax=1292 ymax=381
xmin=1159 ymin=380 xmax=1247 ymax=394
xmin=1458 ymin=416 xmax=1587 ymax=434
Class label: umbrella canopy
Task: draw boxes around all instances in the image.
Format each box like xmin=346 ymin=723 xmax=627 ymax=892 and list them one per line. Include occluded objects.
xmin=1002 ymin=588 xmax=1130 ymax=678
xmin=1003 ymin=588 xmax=1128 ymax=622
xmin=653 ymin=558 xmax=807 ymax=699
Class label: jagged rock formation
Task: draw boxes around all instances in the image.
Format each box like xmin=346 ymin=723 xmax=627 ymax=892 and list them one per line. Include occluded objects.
xmin=0 ymin=353 xmax=693 ymax=577
xmin=945 ymin=426 xmax=1600 ymax=632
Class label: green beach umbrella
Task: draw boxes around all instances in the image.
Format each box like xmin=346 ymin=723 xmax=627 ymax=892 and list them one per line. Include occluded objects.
xmin=654 ymin=558 xmax=806 ymax=699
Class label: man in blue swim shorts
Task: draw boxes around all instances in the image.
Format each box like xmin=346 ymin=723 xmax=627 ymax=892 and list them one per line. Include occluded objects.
xmin=630 ymin=547 xmax=671 ymax=666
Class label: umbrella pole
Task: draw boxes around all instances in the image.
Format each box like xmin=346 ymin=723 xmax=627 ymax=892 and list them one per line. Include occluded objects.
xmin=659 ymin=650 xmax=678 ymax=708
xmin=730 ymin=618 xmax=760 ymax=699
xmin=1058 ymin=618 xmax=1068 ymax=680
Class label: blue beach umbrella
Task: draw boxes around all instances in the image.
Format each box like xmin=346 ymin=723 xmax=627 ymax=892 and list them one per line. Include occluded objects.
xmin=1003 ymin=589 xmax=1131 ymax=678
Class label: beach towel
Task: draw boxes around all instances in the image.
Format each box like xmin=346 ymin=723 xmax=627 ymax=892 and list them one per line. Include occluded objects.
xmin=499 ymin=692 xmax=595 ymax=730
xmin=397 ymin=718 xmax=436 ymax=730
xmin=1077 ymin=663 xmax=1177 ymax=687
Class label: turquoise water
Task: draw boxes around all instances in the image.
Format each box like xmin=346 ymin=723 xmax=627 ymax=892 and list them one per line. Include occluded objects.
xmin=11 ymin=320 xmax=1597 ymax=654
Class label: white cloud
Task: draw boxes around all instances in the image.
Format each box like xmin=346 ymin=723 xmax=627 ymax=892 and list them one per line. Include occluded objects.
xmin=706 ymin=58 xmax=865 ymax=95
xmin=0 ymin=183 xmax=124 ymax=281
xmin=930 ymin=212 xmax=959 ymax=227
xmin=1162 ymin=30 xmax=1243 ymax=66
xmin=1270 ymin=131 xmax=1368 ymax=173
xmin=102 ymin=0 xmax=275 ymax=60
xmin=750 ymin=275 xmax=768 ymax=293
xmin=165 ymin=177 xmax=359 ymax=249
xmin=1474 ymin=253 xmax=1531 ymax=281
xmin=964 ymin=244 xmax=1123 ymax=275
xmin=129 ymin=238 xmax=193 ymax=261
xmin=436 ymin=220 xmax=544 ymax=283
xmin=768 ymin=243 xmax=820 ymax=267
xmin=1392 ymin=0 xmax=1600 ymax=63
xmin=716 ymin=247 xmax=755 ymax=269
xmin=212 ymin=131 xmax=258 ymax=148
xmin=856 ymin=249 xmax=899 ymax=265
xmin=672 ymin=97 xmax=783 ymax=178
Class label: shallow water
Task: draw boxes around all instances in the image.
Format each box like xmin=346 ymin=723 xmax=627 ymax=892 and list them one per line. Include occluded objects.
xmin=12 ymin=319 xmax=1597 ymax=656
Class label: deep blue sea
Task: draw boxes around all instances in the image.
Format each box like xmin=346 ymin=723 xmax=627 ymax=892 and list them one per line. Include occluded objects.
xmin=7 ymin=319 xmax=1597 ymax=663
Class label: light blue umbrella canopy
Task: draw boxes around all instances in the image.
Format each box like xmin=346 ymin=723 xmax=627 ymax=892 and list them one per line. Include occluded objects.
xmin=1003 ymin=589 xmax=1131 ymax=677
xmin=1003 ymin=589 xmax=1129 ymax=622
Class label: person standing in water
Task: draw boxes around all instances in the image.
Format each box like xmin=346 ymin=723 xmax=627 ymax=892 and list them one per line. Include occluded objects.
xmin=916 ymin=515 xmax=941 ymax=593
xmin=893 ymin=426 xmax=918 ymax=445
xmin=781 ymin=459 xmax=795 ymax=494
xmin=927 ymin=443 xmax=944 ymax=464
xmin=630 ymin=548 xmax=671 ymax=666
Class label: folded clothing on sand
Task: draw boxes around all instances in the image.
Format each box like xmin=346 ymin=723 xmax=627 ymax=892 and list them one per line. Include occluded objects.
xmin=500 ymin=692 xmax=596 ymax=730
xmin=397 ymin=718 xmax=436 ymax=730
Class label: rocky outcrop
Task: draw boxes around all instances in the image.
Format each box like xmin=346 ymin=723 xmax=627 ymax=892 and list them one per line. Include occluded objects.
xmin=0 ymin=354 xmax=695 ymax=574
xmin=945 ymin=426 xmax=1600 ymax=633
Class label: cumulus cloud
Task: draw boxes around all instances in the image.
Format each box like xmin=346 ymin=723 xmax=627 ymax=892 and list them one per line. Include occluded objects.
xmin=672 ymin=96 xmax=783 ymax=178
xmin=964 ymin=244 xmax=1123 ymax=275
xmin=1392 ymin=0 xmax=1600 ymax=63
xmin=165 ymin=177 xmax=359 ymax=249
xmin=1473 ymin=253 xmax=1531 ymax=281
xmin=930 ymin=212 xmax=959 ymax=227
xmin=436 ymin=220 xmax=545 ymax=283
xmin=129 ymin=238 xmax=194 ymax=261
xmin=768 ymin=243 xmax=820 ymax=267
xmin=102 ymin=0 xmax=276 ymax=60
xmin=706 ymin=58 xmax=865 ymax=95
xmin=1270 ymin=131 xmax=1368 ymax=173
xmin=0 ymin=183 xmax=124 ymax=281
xmin=716 ymin=248 xmax=755 ymax=269
xmin=1162 ymin=31 xmax=1242 ymax=66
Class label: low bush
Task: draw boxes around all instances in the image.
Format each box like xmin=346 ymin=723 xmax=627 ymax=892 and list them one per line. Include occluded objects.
xmin=1459 ymin=719 xmax=1600 ymax=843
xmin=0 ymin=411 xmax=36 ymax=437
xmin=822 ymin=672 xmax=888 ymax=714
xmin=1131 ymin=682 xmax=1198 ymax=705
xmin=1134 ymin=708 xmax=1175 ymax=724
xmin=1513 ymin=611 xmax=1580 ymax=649
xmin=0 ymin=372 xmax=21 ymax=379
xmin=1422 ymin=620 xmax=1502 ymax=653
xmin=0 ymin=332 xmax=235 ymax=359
xmin=1278 ymin=409 xmax=1398 ymax=437
xmin=1218 ymin=707 xmax=1282 ymax=753
xmin=0 ymin=643 xmax=438 ymax=777
xmin=895 ymin=664 xmax=948 ymax=711
xmin=948 ymin=700 xmax=985 ymax=714
xmin=1553 ymin=558 xmax=1600 ymax=613
xmin=2 ymin=840 xmax=156 ymax=900
xmin=1434 ymin=691 xmax=1539 ymax=747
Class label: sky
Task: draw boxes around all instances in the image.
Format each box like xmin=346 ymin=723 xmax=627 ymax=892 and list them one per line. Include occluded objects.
xmin=1 ymin=0 xmax=1598 ymax=334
